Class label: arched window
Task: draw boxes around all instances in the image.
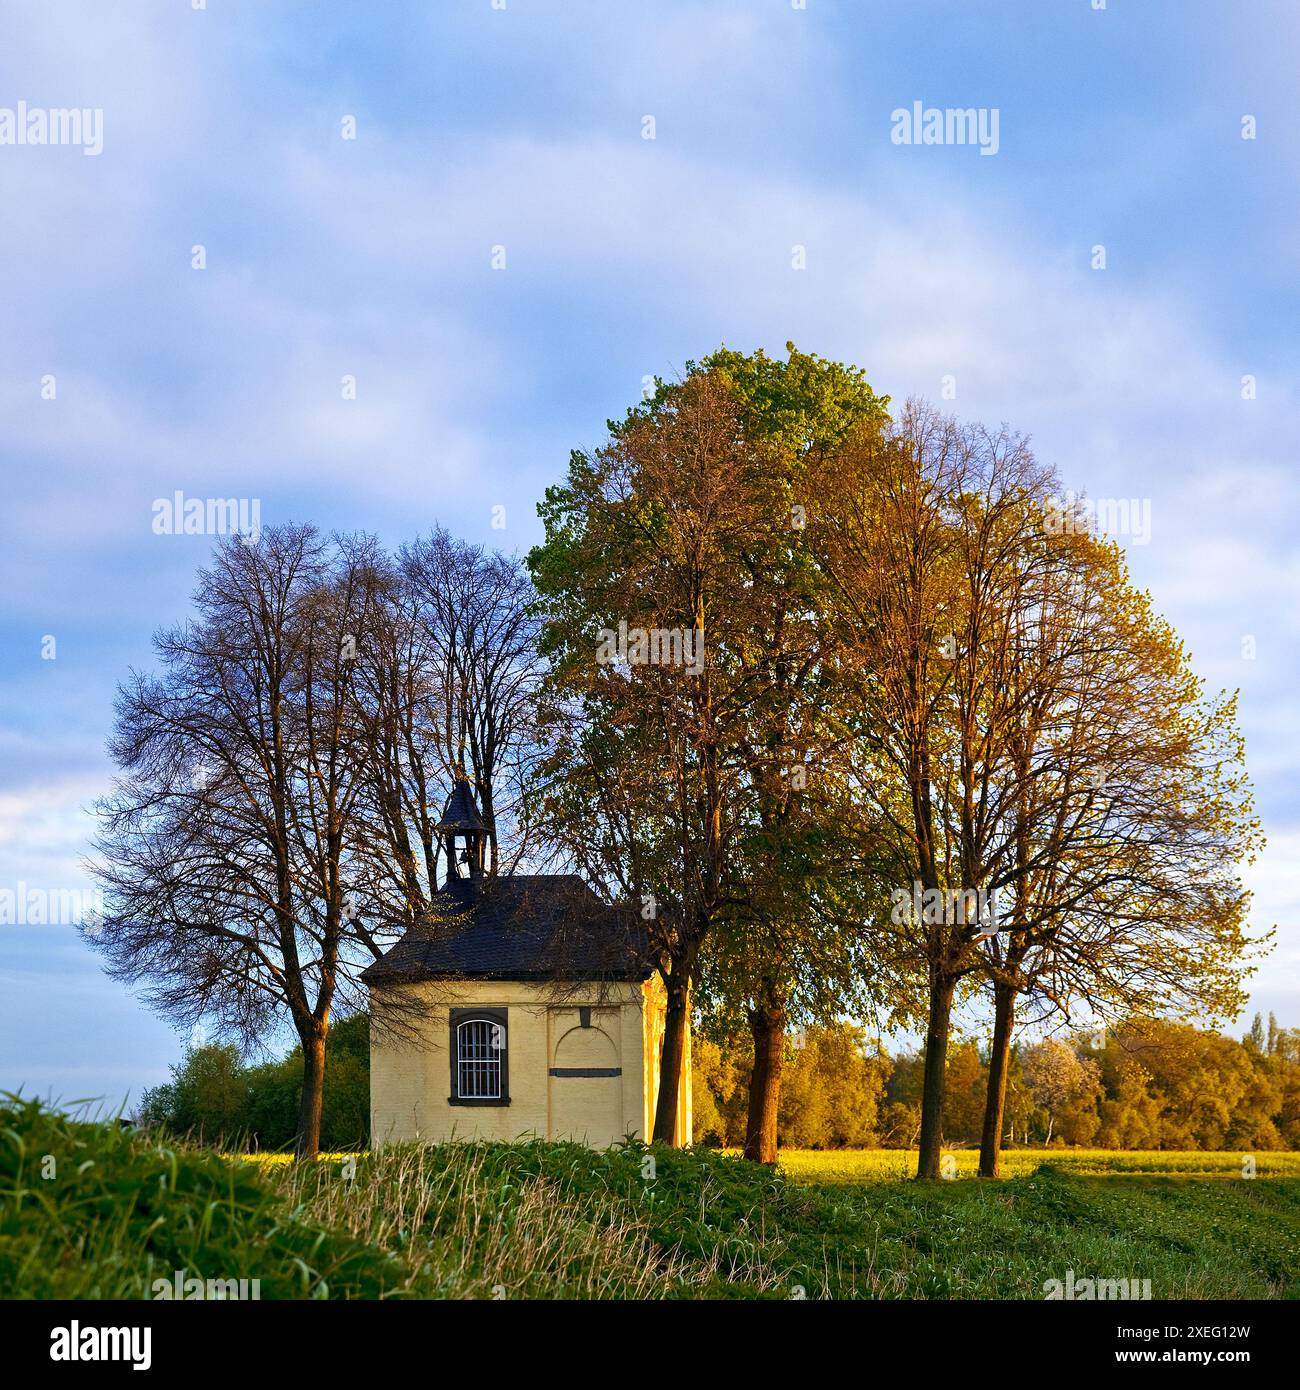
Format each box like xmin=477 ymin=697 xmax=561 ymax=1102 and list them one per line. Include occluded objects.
xmin=449 ymin=1008 xmax=508 ymax=1104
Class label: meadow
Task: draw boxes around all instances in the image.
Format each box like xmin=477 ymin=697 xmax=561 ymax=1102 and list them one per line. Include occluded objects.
xmin=776 ymin=1148 xmax=1300 ymax=1182
xmin=4 ymin=1096 xmax=1298 ymax=1299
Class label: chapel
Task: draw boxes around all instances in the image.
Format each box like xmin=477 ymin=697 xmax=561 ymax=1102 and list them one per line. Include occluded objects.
xmin=362 ymin=771 xmax=692 ymax=1146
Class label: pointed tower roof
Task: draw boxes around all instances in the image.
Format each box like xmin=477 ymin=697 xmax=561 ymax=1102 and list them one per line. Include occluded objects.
xmin=435 ymin=769 xmax=488 ymax=833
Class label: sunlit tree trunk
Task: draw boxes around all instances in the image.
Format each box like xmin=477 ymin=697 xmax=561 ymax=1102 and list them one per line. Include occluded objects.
xmin=743 ymin=995 xmax=785 ymax=1163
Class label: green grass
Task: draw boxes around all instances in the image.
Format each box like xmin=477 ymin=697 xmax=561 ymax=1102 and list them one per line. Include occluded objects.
xmin=3 ymin=1096 xmax=1297 ymax=1299
xmin=0 ymin=1094 xmax=406 ymax=1298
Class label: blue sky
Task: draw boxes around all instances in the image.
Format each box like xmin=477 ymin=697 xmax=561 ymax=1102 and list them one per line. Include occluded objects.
xmin=1 ymin=0 xmax=1297 ymax=1107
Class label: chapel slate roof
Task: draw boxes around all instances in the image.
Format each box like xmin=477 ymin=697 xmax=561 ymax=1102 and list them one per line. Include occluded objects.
xmin=360 ymin=874 xmax=652 ymax=984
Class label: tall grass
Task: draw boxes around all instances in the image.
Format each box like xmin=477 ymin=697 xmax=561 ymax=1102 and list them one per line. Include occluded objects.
xmin=274 ymin=1140 xmax=823 ymax=1297
xmin=274 ymin=1142 xmax=687 ymax=1298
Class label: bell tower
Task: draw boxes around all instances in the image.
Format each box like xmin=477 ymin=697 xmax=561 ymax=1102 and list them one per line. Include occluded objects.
xmin=435 ymin=766 xmax=488 ymax=884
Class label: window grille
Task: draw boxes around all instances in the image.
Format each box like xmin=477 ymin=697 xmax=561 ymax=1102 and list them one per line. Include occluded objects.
xmin=456 ymin=1017 xmax=504 ymax=1099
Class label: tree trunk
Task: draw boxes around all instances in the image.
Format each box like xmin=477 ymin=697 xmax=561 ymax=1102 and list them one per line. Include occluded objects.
xmin=652 ymin=982 xmax=690 ymax=1145
xmin=979 ymin=981 xmax=1016 ymax=1177
xmin=295 ymin=1023 xmax=328 ymax=1159
xmin=916 ymin=972 xmax=956 ymax=1179
xmin=743 ymin=998 xmax=785 ymax=1163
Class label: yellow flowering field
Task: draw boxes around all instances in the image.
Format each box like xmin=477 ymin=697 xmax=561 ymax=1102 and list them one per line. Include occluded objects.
xmin=232 ymin=1147 xmax=1300 ymax=1181
xmin=233 ymin=1152 xmax=360 ymax=1165
xmin=777 ymin=1148 xmax=1300 ymax=1182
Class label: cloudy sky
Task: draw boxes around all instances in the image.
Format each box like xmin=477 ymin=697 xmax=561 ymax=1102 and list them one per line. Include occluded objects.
xmin=1 ymin=0 xmax=1296 ymax=1107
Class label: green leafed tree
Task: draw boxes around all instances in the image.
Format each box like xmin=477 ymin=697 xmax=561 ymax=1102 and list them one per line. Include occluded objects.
xmin=529 ymin=345 xmax=893 ymax=1148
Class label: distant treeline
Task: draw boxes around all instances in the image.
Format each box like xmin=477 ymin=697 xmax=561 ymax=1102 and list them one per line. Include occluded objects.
xmin=693 ymin=1013 xmax=1300 ymax=1152
xmin=142 ymin=1010 xmax=1300 ymax=1155
xmin=139 ymin=1015 xmax=369 ymax=1152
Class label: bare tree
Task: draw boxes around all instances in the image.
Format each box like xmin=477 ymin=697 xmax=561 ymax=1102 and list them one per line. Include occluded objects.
xmin=88 ymin=526 xmax=394 ymax=1156
xmin=400 ymin=530 xmax=544 ymax=875
xmin=353 ymin=531 xmax=546 ymax=929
